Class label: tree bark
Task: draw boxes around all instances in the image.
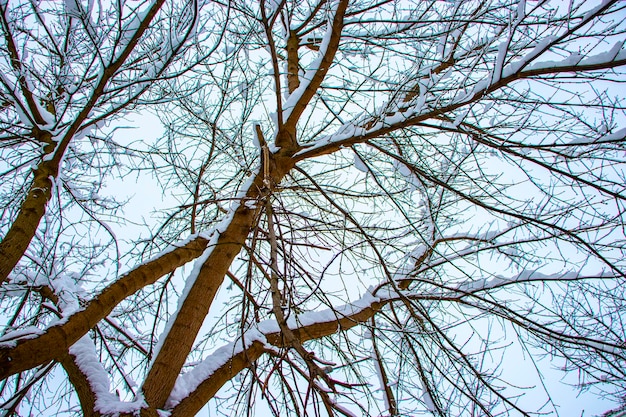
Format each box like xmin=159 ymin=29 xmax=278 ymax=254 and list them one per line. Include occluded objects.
xmin=141 ymin=149 xmax=297 ymax=409
xmin=0 ymin=235 xmax=208 ymax=380
xmin=169 ymin=299 xmax=384 ymax=416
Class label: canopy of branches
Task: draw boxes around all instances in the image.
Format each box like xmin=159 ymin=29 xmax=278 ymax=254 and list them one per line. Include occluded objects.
xmin=0 ymin=0 xmax=625 ymax=416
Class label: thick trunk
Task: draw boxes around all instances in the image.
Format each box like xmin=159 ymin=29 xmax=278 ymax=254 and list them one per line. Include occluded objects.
xmin=0 ymin=0 xmax=167 ymax=285
xmin=141 ymin=205 xmax=259 ymax=408
xmin=0 ymin=133 xmax=56 ymax=284
xmin=141 ymin=151 xmax=296 ymax=409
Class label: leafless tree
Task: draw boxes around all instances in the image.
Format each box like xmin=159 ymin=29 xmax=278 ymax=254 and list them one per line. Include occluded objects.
xmin=1 ymin=0 xmax=625 ymax=416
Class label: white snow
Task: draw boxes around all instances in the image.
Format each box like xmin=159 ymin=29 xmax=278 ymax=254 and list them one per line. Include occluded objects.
xmin=114 ymin=6 xmax=150 ymax=62
xmin=584 ymin=339 xmax=624 ymax=356
xmin=515 ymin=0 xmax=526 ymax=23
xmin=527 ymin=52 xmax=583 ymax=72
xmin=69 ymin=335 xmax=147 ymax=414
xmin=577 ymin=40 xmax=626 ymax=67
xmin=264 ymin=0 xmax=282 ymax=16
xmin=353 ymin=152 xmax=368 ymax=173
xmin=582 ymin=0 xmax=613 ymax=21
xmin=492 ymin=40 xmax=509 ymax=83
xmin=454 ymin=269 xmax=615 ymax=294
xmin=568 ymin=127 xmax=626 ymax=145
xmin=371 ymin=337 xmax=390 ymax=407
xmin=500 ymin=35 xmax=557 ymax=78
xmin=52 ymin=273 xmax=87 ymax=316
xmin=393 ymin=244 xmax=428 ymax=281
xmin=149 ymin=244 xmax=216 ymax=365
xmin=0 ymin=326 xmax=43 ymax=345
xmin=420 ymin=378 xmax=436 ymax=412
xmin=64 ymin=0 xmax=81 ymax=16
xmin=120 ymin=232 xmax=212 ymax=280
xmin=165 ymin=329 xmax=267 ymax=408
xmin=149 ymin=171 xmax=259 ymax=364
xmin=167 ymin=288 xmax=392 ymax=407
xmin=282 ymin=3 xmax=337 ymax=122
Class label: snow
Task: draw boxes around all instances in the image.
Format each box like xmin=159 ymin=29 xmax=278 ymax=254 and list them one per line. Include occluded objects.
xmin=114 ymin=6 xmax=150 ymax=62
xmin=393 ymin=160 xmax=412 ymax=178
xmin=257 ymin=288 xmax=384 ymax=335
xmin=282 ymin=3 xmax=337 ymax=122
xmin=527 ymin=52 xmax=583 ymax=72
xmin=264 ymin=0 xmax=282 ymax=16
xmin=448 ymin=32 xmax=621 ymax=111
xmin=150 ymin=171 xmax=259 ymax=363
xmin=492 ymin=40 xmax=508 ymax=83
xmin=293 ymin=118 xmax=386 ymax=158
xmin=515 ymin=0 xmax=526 ymax=23
xmin=120 ymin=232 xmax=212 ymax=280
xmin=165 ymin=329 xmax=267 ymax=408
xmin=149 ymin=244 xmax=216 ymax=365
xmin=244 ymin=199 xmax=257 ymax=210
xmin=577 ymin=40 xmax=626 ymax=67
xmin=69 ymin=335 xmax=147 ymax=414
xmin=371 ymin=338 xmax=390 ymax=407
xmin=328 ymin=402 xmax=358 ymax=417
xmin=353 ymin=152 xmax=368 ymax=173
xmin=420 ymin=378 xmax=436 ymax=412
xmin=52 ymin=273 xmax=88 ymax=316
xmin=0 ymin=326 xmax=43 ymax=345
xmin=517 ymin=39 xmax=625 ymax=75
xmin=501 ymin=35 xmax=557 ymax=78
xmin=75 ymin=124 xmax=95 ymax=140
xmin=252 ymin=124 xmax=261 ymax=148
xmin=582 ymin=0 xmax=613 ymax=21
xmin=167 ymin=287 xmax=393 ymax=407
xmin=13 ymin=101 xmax=34 ymax=128
xmin=454 ymin=269 xmax=615 ymax=294
xmin=452 ymin=108 xmax=469 ymax=128
xmin=585 ymin=339 xmax=624 ymax=356
xmin=393 ymin=244 xmax=428 ymax=281
xmin=64 ymin=0 xmax=81 ymax=16
xmin=568 ymin=127 xmax=626 ymax=145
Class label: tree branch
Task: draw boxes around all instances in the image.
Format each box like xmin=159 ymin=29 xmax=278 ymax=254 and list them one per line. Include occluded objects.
xmin=0 ymin=235 xmax=209 ymax=380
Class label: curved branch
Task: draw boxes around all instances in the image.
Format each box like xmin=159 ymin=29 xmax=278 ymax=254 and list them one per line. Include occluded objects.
xmin=168 ymin=297 xmax=384 ymax=416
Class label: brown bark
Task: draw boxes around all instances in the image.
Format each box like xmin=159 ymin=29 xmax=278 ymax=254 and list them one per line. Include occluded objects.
xmin=0 ymin=130 xmax=55 ymax=284
xmin=282 ymin=0 xmax=348 ymax=131
xmin=141 ymin=149 xmax=297 ymax=409
xmin=0 ymin=235 xmax=209 ymax=380
xmin=287 ymin=30 xmax=300 ymax=94
xmin=169 ymin=299 xmax=384 ymax=416
xmin=371 ymin=318 xmax=398 ymax=416
xmin=0 ymin=0 xmax=167 ymax=285
xmin=59 ymin=352 xmax=102 ymax=417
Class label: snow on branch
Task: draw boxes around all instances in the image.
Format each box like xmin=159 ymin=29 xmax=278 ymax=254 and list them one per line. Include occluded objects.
xmin=282 ymin=18 xmax=334 ymax=121
xmin=281 ymin=0 xmax=348 ymax=131
xmin=165 ymin=328 xmax=268 ymax=409
xmin=454 ymin=269 xmax=617 ymax=294
xmin=0 ymin=234 xmax=210 ymax=380
xmin=166 ymin=287 xmax=395 ymax=412
xmin=69 ymin=335 xmax=146 ymax=415
xmin=296 ymin=18 xmax=626 ymax=162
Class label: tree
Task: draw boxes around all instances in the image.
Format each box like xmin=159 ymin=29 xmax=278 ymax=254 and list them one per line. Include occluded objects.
xmin=0 ymin=0 xmax=625 ymax=415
